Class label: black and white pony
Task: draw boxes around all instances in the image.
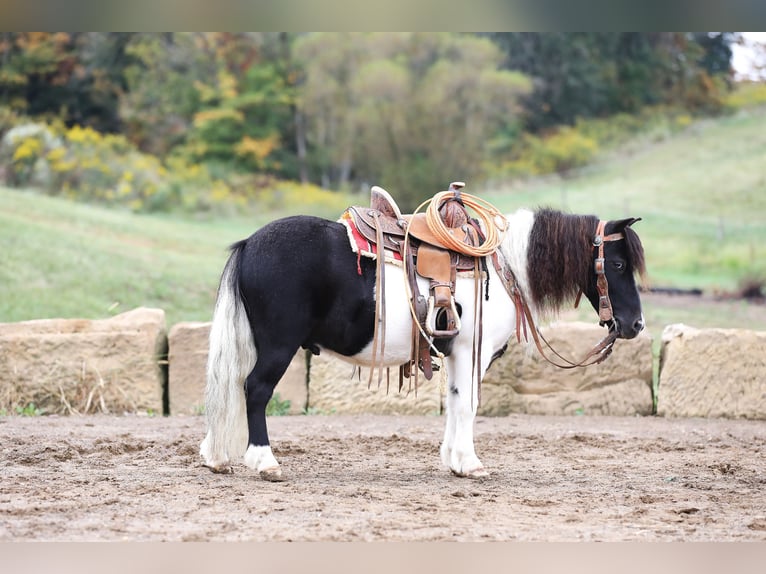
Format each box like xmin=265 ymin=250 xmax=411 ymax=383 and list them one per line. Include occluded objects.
xmin=200 ymin=204 xmax=646 ymax=480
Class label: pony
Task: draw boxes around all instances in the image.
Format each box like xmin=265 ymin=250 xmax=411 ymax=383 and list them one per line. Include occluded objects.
xmin=199 ymin=195 xmax=646 ymax=480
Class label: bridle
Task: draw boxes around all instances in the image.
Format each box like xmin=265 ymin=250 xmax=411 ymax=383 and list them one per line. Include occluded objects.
xmin=591 ymin=219 xmax=626 ymax=327
xmin=492 ymin=220 xmax=626 ymax=369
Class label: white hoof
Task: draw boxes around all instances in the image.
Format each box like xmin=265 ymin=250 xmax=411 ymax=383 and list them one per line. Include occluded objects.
xmin=451 ymin=466 xmax=490 ymax=479
xmin=203 ymin=462 xmax=234 ymax=474
xmin=259 ymin=467 xmax=287 ymax=482
xmin=244 ymin=444 xmax=282 ymax=479
xmin=200 ymin=433 xmax=232 ymax=473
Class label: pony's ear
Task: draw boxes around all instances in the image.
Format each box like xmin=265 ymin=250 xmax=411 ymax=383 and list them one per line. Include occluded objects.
xmin=610 ymin=217 xmax=642 ymax=232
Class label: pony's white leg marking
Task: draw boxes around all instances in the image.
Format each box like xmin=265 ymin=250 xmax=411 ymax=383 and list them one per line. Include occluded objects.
xmin=440 ymin=407 xmax=456 ymax=469
xmin=441 ymin=260 xmax=521 ymax=479
xmin=439 ymin=305 xmax=487 ymax=478
xmin=244 ymin=445 xmax=285 ymax=481
xmin=444 ymin=370 xmax=486 ymax=478
xmin=200 ymin=253 xmax=255 ymax=473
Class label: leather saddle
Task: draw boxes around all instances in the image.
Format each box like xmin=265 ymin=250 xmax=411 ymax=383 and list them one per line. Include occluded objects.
xmin=348 ymin=186 xmax=479 ymax=272
xmin=345 ymin=183 xmax=485 ymax=383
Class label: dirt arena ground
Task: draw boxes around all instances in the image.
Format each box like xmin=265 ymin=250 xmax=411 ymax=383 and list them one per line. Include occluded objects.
xmin=2 ymin=413 xmax=765 ymax=541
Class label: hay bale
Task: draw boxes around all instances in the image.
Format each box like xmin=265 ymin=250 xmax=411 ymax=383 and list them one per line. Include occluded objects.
xmin=308 ymin=353 xmax=443 ymax=415
xmin=0 ymin=308 xmax=166 ymax=414
xmin=657 ymin=323 xmax=766 ymax=419
xmin=480 ymin=321 xmax=653 ymax=416
xmin=167 ymin=322 xmax=309 ymax=415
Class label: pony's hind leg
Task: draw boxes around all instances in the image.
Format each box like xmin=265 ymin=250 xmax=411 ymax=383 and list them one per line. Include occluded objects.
xmin=242 ymin=348 xmax=296 ymax=481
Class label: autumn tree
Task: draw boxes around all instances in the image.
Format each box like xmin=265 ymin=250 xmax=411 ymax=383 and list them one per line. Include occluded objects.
xmin=294 ymin=33 xmax=531 ymax=208
xmin=0 ymin=32 xmax=132 ymax=133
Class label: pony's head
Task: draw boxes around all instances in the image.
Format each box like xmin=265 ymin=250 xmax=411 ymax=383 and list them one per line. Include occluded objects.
xmin=525 ymin=209 xmax=647 ymax=340
xmin=582 ymin=217 xmax=646 ymax=339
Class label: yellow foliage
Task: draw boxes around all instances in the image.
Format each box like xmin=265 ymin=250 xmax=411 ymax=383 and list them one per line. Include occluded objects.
xmin=723 ymin=82 xmax=766 ymax=109
xmin=66 ymin=125 xmax=101 ymax=145
xmin=45 ymin=147 xmax=65 ymax=162
xmin=217 ymin=70 xmax=239 ymax=100
xmin=193 ymin=80 xmax=218 ymax=103
xmin=256 ymin=181 xmax=351 ymax=213
xmin=117 ymin=179 xmax=132 ymax=197
xmin=235 ymin=134 xmax=278 ymax=161
xmin=193 ymin=108 xmax=244 ymax=128
xmin=674 ymin=114 xmax=692 ymax=128
xmin=12 ymin=138 xmax=41 ymax=162
xmin=1 ymin=116 xmax=350 ymax=216
xmin=50 ymin=158 xmax=77 ymax=172
xmin=211 ymin=181 xmax=231 ymax=202
xmin=497 ymin=127 xmax=599 ymax=178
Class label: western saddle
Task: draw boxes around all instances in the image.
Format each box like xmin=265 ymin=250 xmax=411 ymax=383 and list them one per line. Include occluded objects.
xmin=344 ymin=182 xmax=486 ymax=391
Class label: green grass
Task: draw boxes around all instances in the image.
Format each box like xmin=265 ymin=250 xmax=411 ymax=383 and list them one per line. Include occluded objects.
xmin=0 ymin=187 xmax=355 ymax=326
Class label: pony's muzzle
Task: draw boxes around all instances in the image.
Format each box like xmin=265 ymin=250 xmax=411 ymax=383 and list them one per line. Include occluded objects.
xmin=611 ymin=314 xmax=644 ymax=340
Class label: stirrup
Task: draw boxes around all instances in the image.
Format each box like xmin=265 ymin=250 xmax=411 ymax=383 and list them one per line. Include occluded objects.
xmin=425 ymin=295 xmax=461 ymax=338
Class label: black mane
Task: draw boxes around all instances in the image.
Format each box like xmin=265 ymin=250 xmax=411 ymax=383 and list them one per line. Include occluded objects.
xmin=527 ymin=208 xmax=598 ymax=315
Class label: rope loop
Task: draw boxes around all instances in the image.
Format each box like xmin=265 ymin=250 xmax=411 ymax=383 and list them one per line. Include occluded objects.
xmin=425 ymin=191 xmax=507 ymax=257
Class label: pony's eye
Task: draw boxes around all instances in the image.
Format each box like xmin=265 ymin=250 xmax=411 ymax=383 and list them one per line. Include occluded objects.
xmin=612 ymin=260 xmax=625 ymax=272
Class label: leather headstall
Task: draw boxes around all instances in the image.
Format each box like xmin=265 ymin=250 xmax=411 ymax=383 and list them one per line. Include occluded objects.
xmin=593 ymin=220 xmax=626 ymax=327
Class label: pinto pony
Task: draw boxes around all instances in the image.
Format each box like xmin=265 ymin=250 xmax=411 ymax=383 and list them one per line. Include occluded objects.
xmin=200 ymin=196 xmax=645 ymax=480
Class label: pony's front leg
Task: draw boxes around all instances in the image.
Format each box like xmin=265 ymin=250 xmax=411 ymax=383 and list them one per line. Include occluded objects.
xmin=441 ymin=353 xmax=489 ymax=479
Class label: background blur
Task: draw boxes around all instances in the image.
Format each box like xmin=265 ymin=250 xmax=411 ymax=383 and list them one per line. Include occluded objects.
xmin=0 ymin=32 xmax=764 ymax=336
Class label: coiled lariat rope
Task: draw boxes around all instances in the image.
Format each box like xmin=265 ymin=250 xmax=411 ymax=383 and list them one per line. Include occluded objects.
xmin=424 ymin=190 xmax=508 ymax=256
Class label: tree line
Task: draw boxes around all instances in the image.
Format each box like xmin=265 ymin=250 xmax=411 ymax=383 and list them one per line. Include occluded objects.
xmin=0 ymin=32 xmax=735 ymax=208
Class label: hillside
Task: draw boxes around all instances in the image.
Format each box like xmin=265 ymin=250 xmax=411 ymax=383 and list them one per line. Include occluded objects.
xmin=1 ymin=106 xmax=765 ymax=334
xmin=482 ymin=105 xmax=766 ymax=291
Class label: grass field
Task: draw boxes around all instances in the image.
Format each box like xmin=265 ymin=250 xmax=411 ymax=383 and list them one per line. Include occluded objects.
xmin=0 ymin=189 xmax=352 ymax=326
xmin=1 ymin=105 xmax=765 ymax=336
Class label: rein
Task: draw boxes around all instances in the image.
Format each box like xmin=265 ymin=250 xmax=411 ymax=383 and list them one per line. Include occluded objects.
xmin=492 ymin=220 xmax=625 ymax=369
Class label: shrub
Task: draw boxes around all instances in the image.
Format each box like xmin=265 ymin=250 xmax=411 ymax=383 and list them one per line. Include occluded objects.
xmin=723 ymin=82 xmax=766 ymax=110
xmin=0 ymin=116 xmax=351 ymax=216
xmin=0 ymin=123 xmax=63 ymax=187
xmin=487 ymin=104 xmax=714 ymax=182
xmin=496 ymin=127 xmax=599 ymax=179
xmin=0 ymin=120 xmax=223 ymax=213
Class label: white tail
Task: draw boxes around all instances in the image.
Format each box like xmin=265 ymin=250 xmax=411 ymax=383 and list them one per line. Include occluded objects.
xmin=199 ymin=245 xmax=256 ymax=470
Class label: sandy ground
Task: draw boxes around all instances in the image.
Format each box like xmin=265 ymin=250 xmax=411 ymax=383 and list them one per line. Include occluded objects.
xmin=1 ymin=413 xmax=765 ymax=541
